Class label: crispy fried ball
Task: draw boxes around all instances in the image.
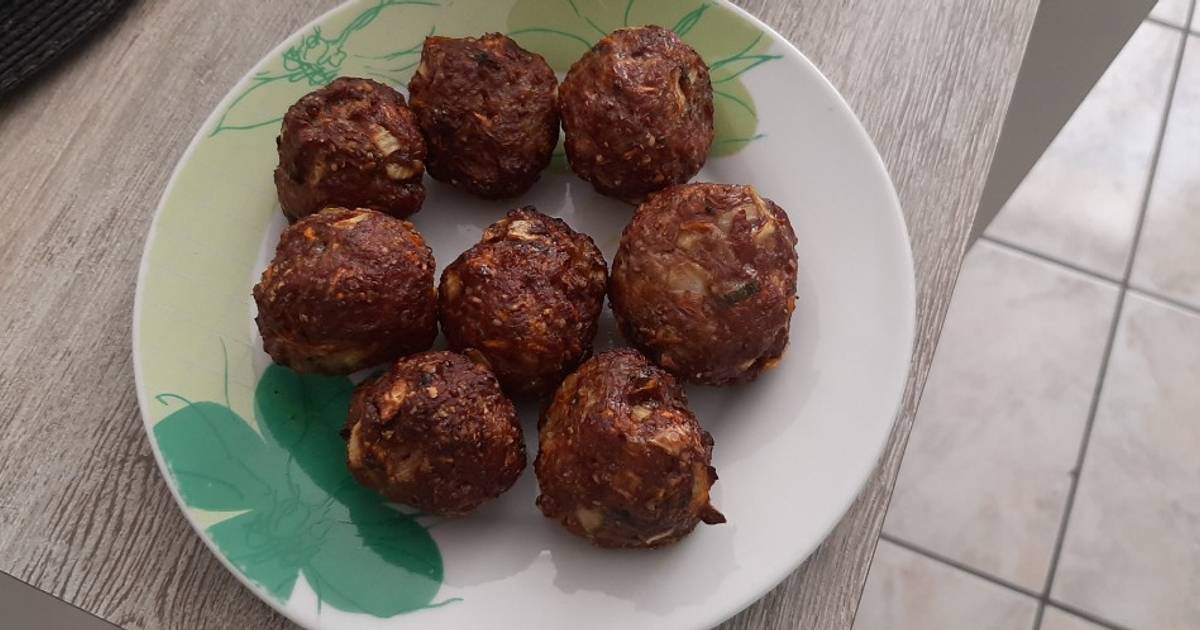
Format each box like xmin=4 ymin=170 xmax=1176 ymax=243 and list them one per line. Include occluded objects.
xmin=536 ymin=349 xmax=724 ymax=548
xmin=344 ymin=351 xmax=526 ymax=516
xmin=558 ymin=26 xmax=714 ymax=202
xmin=274 ymin=77 xmax=427 ymax=222
xmin=439 ymin=207 xmax=608 ymax=395
xmin=408 ymin=34 xmax=559 ymax=198
xmin=610 ymin=183 xmax=798 ymax=385
xmin=253 ymin=207 xmax=437 ymax=374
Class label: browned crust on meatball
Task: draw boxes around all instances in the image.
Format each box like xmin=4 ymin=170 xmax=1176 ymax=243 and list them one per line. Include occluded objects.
xmin=344 ymin=351 xmax=526 ymax=516
xmin=535 ymin=349 xmax=724 ymax=548
xmin=439 ymin=207 xmax=608 ymax=396
xmin=408 ymin=34 xmax=559 ymax=198
xmin=558 ymin=26 xmax=714 ymax=203
xmin=253 ymin=207 xmax=437 ymax=374
xmin=275 ymin=77 xmax=427 ymax=222
xmin=609 ymin=183 xmax=798 ymax=385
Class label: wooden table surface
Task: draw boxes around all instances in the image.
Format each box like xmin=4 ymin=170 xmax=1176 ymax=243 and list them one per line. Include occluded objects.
xmin=0 ymin=1 xmax=1038 ymax=628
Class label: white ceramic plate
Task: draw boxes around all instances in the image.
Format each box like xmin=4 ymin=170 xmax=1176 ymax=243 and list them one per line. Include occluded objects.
xmin=133 ymin=1 xmax=915 ymax=628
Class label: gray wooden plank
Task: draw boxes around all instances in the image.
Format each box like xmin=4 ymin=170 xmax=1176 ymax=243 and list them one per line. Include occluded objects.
xmin=0 ymin=1 xmax=1038 ymax=628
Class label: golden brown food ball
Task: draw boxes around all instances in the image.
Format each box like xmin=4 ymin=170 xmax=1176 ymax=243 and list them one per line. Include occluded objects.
xmin=408 ymin=34 xmax=559 ymax=198
xmin=558 ymin=26 xmax=714 ymax=202
xmin=253 ymin=207 xmax=437 ymax=374
xmin=609 ymin=183 xmax=798 ymax=385
xmin=274 ymin=77 xmax=427 ymax=222
xmin=536 ymin=349 xmax=724 ymax=548
xmin=439 ymin=207 xmax=607 ymax=395
xmin=344 ymin=351 xmax=526 ymax=516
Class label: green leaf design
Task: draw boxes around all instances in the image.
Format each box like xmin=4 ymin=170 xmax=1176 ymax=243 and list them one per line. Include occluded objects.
xmin=209 ymin=512 xmax=304 ymax=600
xmin=307 ymin=483 xmax=447 ymax=615
xmin=154 ymin=396 xmax=277 ymax=512
xmin=506 ymin=0 xmax=780 ymax=156
xmin=154 ymin=362 xmax=448 ymax=618
xmin=253 ymin=366 xmax=355 ymax=496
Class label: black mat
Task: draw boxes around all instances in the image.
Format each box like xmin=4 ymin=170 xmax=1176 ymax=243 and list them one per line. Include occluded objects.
xmin=0 ymin=0 xmax=129 ymax=99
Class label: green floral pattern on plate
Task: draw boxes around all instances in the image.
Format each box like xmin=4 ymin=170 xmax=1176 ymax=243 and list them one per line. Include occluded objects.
xmin=154 ymin=359 xmax=451 ymax=617
xmin=211 ymin=0 xmax=443 ymax=136
xmin=211 ymin=0 xmax=777 ymax=156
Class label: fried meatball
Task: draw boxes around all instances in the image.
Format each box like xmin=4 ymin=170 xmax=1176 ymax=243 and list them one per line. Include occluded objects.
xmin=408 ymin=34 xmax=559 ymax=198
xmin=610 ymin=183 xmax=798 ymax=385
xmin=439 ymin=207 xmax=607 ymax=396
xmin=275 ymin=77 xmax=426 ymax=222
xmin=558 ymin=26 xmax=714 ymax=203
xmin=344 ymin=351 xmax=526 ymax=516
xmin=253 ymin=207 xmax=437 ymax=374
xmin=536 ymin=349 xmax=724 ymax=548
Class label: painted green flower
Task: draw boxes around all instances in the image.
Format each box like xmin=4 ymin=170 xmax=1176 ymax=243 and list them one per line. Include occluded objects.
xmin=506 ymin=0 xmax=781 ymax=156
xmin=210 ymin=0 xmax=441 ymax=136
xmin=154 ymin=364 xmax=448 ymax=618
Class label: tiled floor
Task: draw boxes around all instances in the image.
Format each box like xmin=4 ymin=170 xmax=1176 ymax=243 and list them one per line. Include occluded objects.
xmin=856 ymin=3 xmax=1200 ymax=630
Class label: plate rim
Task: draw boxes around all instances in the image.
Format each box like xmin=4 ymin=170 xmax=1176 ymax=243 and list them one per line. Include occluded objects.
xmin=131 ymin=1 xmax=916 ymax=627
xmin=707 ymin=4 xmax=914 ymax=623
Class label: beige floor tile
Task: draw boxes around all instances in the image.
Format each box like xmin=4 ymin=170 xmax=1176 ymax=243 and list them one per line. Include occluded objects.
xmin=1041 ymin=607 xmax=1109 ymax=630
xmin=1131 ymin=38 xmax=1200 ymax=310
xmin=884 ymin=243 xmax=1118 ymax=590
xmin=1150 ymin=0 xmax=1191 ymax=27
xmin=853 ymin=541 xmax=1037 ymax=630
xmin=986 ymin=23 xmax=1181 ymax=278
xmin=1053 ymin=293 xmax=1200 ymax=629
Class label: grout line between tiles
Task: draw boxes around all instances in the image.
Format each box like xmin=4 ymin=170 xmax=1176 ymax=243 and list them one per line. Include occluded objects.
xmin=878 ymin=533 xmax=1042 ymax=599
xmin=1145 ymin=15 xmax=1196 ymax=36
xmin=1043 ymin=599 xmax=1137 ymax=630
xmin=1126 ymin=284 xmax=1200 ymax=317
xmin=977 ymin=235 xmax=1122 ymax=285
xmin=977 ymin=235 xmax=1200 ymax=319
xmin=881 ymin=534 xmax=1136 ymax=630
xmin=1031 ymin=5 xmax=1196 ymax=628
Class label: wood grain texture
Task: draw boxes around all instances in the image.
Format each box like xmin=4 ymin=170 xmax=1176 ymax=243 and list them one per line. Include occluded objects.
xmin=0 ymin=1 xmax=1036 ymax=628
